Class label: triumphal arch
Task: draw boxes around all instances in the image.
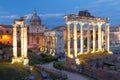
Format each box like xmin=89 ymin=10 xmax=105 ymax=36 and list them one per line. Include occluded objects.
xmin=64 ymin=13 xmax=110 ymax=66
xmin=12 ymin=18 xmax=29 ymax=65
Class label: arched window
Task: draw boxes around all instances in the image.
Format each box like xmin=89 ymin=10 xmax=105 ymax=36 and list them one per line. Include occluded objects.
xmin=36 ymin=37 xmax=39 ymax=44
xmin=6 ymin=30 xmax=9 ymax=33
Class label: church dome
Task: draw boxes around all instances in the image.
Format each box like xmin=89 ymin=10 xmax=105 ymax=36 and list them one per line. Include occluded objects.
xmin=30 ymin=9 xmax=41 ymax=25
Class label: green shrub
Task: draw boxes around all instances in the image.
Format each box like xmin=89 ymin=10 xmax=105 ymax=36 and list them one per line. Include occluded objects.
xmin=53 ymin=62 xmax=64 ymax=70
xmin=40 ymin=53 xmax=57 ymax=63
xmin=28 ymin=52 xmax=40 ymax=65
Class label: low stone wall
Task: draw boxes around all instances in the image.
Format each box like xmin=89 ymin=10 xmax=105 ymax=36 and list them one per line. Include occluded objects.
xmin=35 ymin=65 xmax=67 ymax=80
xmin=83 ymin=66 xmax=120 ymax=80
xmin=65 ymin=57 xmax=78 ymax=71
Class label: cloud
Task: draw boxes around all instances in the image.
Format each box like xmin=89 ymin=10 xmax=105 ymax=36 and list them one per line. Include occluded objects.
xmin=24 ymin=13 xmax=64 ymax=19
xmin=0 ymin=15 xmax=18 ymax=19
xmin=95 ymin=0 xmax=115 ymax=4
xmin=40 ymin=13 xmax=64 ymax=18
xmin=24 ymin=14 xmax=32 ymax=19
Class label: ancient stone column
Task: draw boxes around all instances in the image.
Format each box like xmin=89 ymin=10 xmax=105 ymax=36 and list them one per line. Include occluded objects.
xmin=66 ymin=22 xmax=71 ymax=57
xmin=93 ymin=24 xmax=96 ymax=52
xmin=47 ymin=37 xmax=50 ymax=52
xmin=102 ymin=30 xmax=104 ymax=50
xmin=13 ymin=24 xmax=17 ymax=59
xmin=80 ymin=23 xmax=84 ymax=54
xmin=50 ymin=37 xmax=53 ymax=54
xmin=52 ymin=37 xmax=55 ymax=55
xmin=23 ymin=27 xmax=27 ymax=58
xmin=105 ymin=23 xmax=110 ymax=52
xmin=87 ymin=24 xmax=91 ymax=53
xmin=44 ymin=37 xmax=47 ymax=52
xmin=21 ymin=22 xmax=24 ymax=58
xmin=23 ymin=27 xmax=29 ymax=65
xmin=98 ymin=23 xmax=102 ymax=51
xmin=73 ymin=22 xmax=77 ymax=57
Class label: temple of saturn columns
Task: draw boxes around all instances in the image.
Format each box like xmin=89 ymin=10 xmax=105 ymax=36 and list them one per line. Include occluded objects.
xmin=12 ymin=19 xmax=29 ymax=65
xmin=64 ymin=14 xmax=110 ymax=59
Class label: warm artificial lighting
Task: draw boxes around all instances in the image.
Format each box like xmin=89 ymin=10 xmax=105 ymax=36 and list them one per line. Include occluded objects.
xmin=3 ymin=35 xmax=7 ymax=39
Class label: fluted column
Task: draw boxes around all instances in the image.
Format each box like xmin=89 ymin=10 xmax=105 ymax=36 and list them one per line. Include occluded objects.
xmin=23 ymin=27 xmax=27 ymax=58
xmin=66 ymin=22 xmax=71 ymax=57
xmin=80 ymin=23 xmax=84 ymax=54
xmin=45 ymin=37 xmax=47 ymax=51
xmin=51 ymin=37 xmax=54 ymax=53
xmin=53 ymin=37 xmax=55 ymax=55
xmin=105 ymin=23 xmax=110 ymax=52
xmin=93 ymin=24 xmax=96 ymax=52
xmin=73 ymin=22 xmax=77 ymax=57
xmin=102 ymin=30 xmax=104 ymax=50
xmin=13 ymin=24 xmax=17 ymax=59
xmin=87 ymin=24 xmax=91 ymax=53
xmin=21 ymin=22 xmax=24 ymax=58
xmin=98 ymin=23 xmax=102 ymax=51
xmin=48 ymin=37 xmax=50 ymax=52
xmin=44 ymin=37 xmax=46 ymax=52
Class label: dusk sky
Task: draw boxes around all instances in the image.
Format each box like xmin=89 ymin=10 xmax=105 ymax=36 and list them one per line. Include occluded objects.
xmin=0 ymin=0 xmax=119 ymax=28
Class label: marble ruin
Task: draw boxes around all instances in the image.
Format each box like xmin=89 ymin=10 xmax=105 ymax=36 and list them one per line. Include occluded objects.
xmin=64 ymin=12 xmax=110 ymax=63
xmin=12 ymin=18 xmax=29 ymax=65
xmin=44 ymin=30 xmax=64 ymax=57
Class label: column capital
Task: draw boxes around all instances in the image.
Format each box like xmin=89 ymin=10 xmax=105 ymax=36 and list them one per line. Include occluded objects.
xmin=86 ymin=23 xmax=91 ymax=27
xmin=97 ymin=22 xmax=103 ymax=26
xmin=91 ymin=22 xmax=97 ymax=26
xmin=66 ymin=22 xmax=71 ymax=25
xmin=105 ymin=23 xmax=110 ymax=26
xmin=12 ymin=24 xmax=17 ymax=27
xmin=79 ymin=22 xmax=84 ymax=26
xmin=73 ymin=21 xmax=78 ymax=25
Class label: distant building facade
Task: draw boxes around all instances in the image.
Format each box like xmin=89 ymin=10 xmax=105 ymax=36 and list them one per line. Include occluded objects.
xmin=110 ymin=26 xmax=120 ymax=46
xmin=44 ymin=26 xmax=66 ymax=57
xmin=0 ymin=9 xmax=66 ymax=56
xmin=0 ymin=25 xmax=21 ymax=45
xmin=28 ymin=9 xmax=47 ymax=48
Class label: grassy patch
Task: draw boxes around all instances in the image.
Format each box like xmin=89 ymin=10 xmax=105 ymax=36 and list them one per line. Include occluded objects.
xmin=0 ymin=62 xmax=29 ymax=80
xmin=28 ymin=52 xmax=57 ymax=65
xmin=53 ymin=62 xmax=65 ymax=70
xmin=40 ymin=53 xmax=57 ymax=64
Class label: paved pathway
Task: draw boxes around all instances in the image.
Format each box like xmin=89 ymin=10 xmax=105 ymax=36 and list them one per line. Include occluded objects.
xmin=32 ymin=70 xmax=43 ymax=80
xmin=39 ymin=62 xmax=89 ymax=80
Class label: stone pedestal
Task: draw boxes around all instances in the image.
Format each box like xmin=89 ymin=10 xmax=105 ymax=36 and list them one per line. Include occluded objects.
xmin=52 ymin=50 xmax=55 ymax=56
xmin=24 ymin=58 xmax=29 ymax=65
xmin=49 ymin=49 xmax=52 ymax=54
xmin=65 ymin=57 xmax=79 ymax=71
xmin=11 ymin=57 xmax=17 ymax=64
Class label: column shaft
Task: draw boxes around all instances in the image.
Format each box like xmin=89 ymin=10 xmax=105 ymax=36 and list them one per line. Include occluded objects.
xmin=80 ymin=23 xmax=84 ymax=54
xmin=21 ymin=27 xmax=24 ymax=58
xmin=13 ymin=25 xmax=17 ymax=58
xmin=102 ymin=30 xmax=104 ymax=50
xmin=98 ymin=24 xmax=102 ymax=51
xmin=105 ymin=23 xmax=110 ymax=52
xmin=73 ymin=22 xmax=77 ymax=57
xmin=87 ymin=24 xmax=91 ymax=52
xmin=23 ymin=27 xmax=27 ymax=58
xmin=66 ymin=23 xmax=71 ymax=57
xmin=93 ymin=25 xmax=96 ymax=52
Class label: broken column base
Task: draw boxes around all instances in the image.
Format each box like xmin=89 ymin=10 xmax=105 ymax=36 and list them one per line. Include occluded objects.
xmin=65 ymin=57 xmax=79 ymax=71
xmin=11 ymin=57 xmax=29 ymax=65
xmin=23 ymin=58 xmax=29 ymax=65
